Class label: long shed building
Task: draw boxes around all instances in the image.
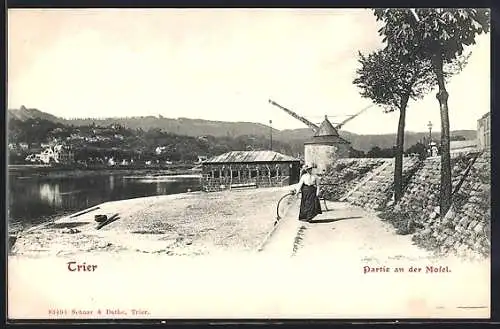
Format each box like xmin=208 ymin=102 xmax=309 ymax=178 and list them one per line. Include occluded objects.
xmin=201 ymin=151 xmax=301 ymax=192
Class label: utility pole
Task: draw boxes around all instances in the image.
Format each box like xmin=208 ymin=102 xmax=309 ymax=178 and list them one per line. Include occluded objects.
xmin=269 ymin=120 xmax=273 ymax=151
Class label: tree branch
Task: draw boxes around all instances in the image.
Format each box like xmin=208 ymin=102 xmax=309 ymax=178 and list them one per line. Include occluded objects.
xmin=410 ymin=9 xmax=420 ymax=23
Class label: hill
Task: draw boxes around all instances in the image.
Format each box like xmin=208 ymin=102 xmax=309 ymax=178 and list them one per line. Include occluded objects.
xmin=8 ymin=106 xmax=64 ymax=123
xmin=7 ymin=107 xmax=477 ymax=152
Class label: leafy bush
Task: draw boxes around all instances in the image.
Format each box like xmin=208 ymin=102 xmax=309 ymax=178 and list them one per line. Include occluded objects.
xmin=335 ymin=162 xmax=348 ymax=171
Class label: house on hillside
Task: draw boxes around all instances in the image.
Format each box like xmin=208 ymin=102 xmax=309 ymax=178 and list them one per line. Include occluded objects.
xmin=201 ymin=150 xmax=301 ymax=192
xmin=155 ymin=146 xmax=169 ymax=155
xmin=56 ymin=146 xmax=75 ymax=164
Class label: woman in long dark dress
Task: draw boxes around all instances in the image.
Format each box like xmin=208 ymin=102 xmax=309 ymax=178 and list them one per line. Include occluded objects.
xmin=292 ymin=164 xmax=322 ymax=222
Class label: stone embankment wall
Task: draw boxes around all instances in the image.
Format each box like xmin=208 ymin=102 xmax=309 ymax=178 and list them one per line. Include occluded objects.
xmin=320 ymin=151 xmax=490 ymax=259
xmin=411 ymin=151 xmax=490 ymax=259
xmin=378 ymin=153 xmax=479 ymax=231
xmin=321 ymin=158 xmax=390 ymax=201
xmin=346 ymin=156 xmax=422 ymax=211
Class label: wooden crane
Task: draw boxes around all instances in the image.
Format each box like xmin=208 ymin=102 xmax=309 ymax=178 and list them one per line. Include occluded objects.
xmin=268 ymin=99 xmax=374 ymax=133
xmin=335 ymin=104 xmax=374 ymax=130
xmin=268 ymin=99 xmax=319 ymax=132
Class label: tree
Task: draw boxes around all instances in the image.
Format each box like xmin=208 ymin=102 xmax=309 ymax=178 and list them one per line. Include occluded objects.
xmin=405 ymin=141 xmax=427 ymax=160
xmin=354 ymin=48 xmax=435 ymax=202
xmin=349 ymin=147 xmax=365 ymax=158
xmin=367 ymin=146 xmax=382 ymax=158
xmin=450 ymin=135 xmax=466 ymax=141
xmin=354 ymin=47 xmax=467 ymax=202
xmin=373 ymin=8 xmax=489 ymax=215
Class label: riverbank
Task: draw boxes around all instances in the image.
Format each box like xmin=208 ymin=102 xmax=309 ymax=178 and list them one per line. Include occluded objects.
xmin=8 ymin=164 xmax=201 ymax=179
xmin=11 ymin=186 xmax=297 ymax=257
xmin=9 ymin=163 xmax=197 ymax=170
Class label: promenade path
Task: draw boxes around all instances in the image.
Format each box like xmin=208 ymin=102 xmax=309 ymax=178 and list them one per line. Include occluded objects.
xmin=261 ymin=198 xmax=430 ymax=260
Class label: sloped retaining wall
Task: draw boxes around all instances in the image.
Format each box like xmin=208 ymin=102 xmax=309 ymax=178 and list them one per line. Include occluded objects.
xmin=321 ymin=158 xmax=389 ymax=201
xmin=379 ymin=154 xmax=478 ymax=231
xmin=347 ymin=157 xmax=422 ymax=211
xmin=411 ymin=152 xmax=490 ymax=259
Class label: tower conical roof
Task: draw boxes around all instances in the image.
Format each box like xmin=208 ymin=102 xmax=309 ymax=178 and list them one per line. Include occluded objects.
xmin=314 ymin=115 xmax=339 ymax=137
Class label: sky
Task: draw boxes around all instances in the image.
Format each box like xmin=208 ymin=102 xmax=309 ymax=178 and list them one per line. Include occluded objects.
xmin=8 ymin=8 xmax=490 ymax=134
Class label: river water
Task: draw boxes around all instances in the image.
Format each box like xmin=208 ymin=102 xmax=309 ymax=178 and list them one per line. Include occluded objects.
xmin=7 ymin=171 xmax=202 ymax=231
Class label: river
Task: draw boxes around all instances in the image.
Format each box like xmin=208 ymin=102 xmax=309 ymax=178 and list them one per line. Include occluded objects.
xmin=8 ymin=171 xmax=202 ymax=232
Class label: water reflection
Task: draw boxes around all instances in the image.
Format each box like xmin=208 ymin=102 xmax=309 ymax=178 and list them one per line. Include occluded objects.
xmin=39 ymin=183 xmax=63 ymax=206
xmin=156 ymin=181 xmax=165 ymax=194
xmin=8 ymin=173 xmax=201 ymax=229
xmin=109 ymin=175 xmax=115 ymax=190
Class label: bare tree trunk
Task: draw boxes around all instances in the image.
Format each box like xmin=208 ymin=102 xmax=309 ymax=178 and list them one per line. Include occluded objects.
xmin=431 ymin=53 xmax=452 ymax=217
xmin=394 ymin=95 xmax=409 ymax=203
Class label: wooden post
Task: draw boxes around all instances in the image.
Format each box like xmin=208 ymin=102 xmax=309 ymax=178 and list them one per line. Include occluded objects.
xmin=219 ymin=167 xmax=222 ymax=189
xmin=230 ymin=165 xmax=233 ymax=189
xmin=266 ymin=164 xmax=271 ymax=186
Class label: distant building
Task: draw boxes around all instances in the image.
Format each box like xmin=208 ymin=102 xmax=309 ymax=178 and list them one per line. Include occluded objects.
xmin=69 ymin=134 xmax=84 ymax=140
xmin=155 ymin=146 xmax=169 ymax=155
xmin=201 ymin=150 xmax=301 ymax=192
xmin=197 ymin=155 xmax=208 ymax=163
xmin=304 ymin=116 xmax=351 ymax=174
xmin=477 ymin=112 xmax=490 ymax=150
xmin=57 ymin=146 xmax=75 ymax=164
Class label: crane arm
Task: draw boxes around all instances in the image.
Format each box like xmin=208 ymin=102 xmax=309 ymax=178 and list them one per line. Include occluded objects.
xmin=335 ymin=104 xmax=374 ymax=129
xmin=269 ymin=99 xmax=319 ymax=132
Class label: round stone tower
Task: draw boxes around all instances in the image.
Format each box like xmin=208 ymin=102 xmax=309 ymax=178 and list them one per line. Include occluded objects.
xmin=304 ymin=115 xmax=351 ymax=174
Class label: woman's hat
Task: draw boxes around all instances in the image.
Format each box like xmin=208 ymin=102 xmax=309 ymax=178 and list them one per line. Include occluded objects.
xmin=302 ymin=164 xmax=313 ymax=170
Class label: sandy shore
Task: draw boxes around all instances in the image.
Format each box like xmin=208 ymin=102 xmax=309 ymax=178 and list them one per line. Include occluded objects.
xmin=11 ymin=186 xmax=297 ymax=257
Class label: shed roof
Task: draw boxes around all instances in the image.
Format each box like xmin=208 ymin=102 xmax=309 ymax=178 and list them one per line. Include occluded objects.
xmin=204 ymin=151 xmax=300 ymax=164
